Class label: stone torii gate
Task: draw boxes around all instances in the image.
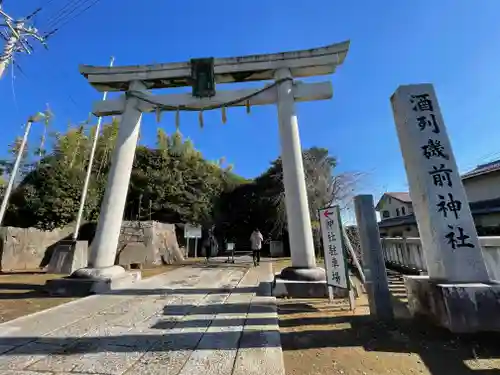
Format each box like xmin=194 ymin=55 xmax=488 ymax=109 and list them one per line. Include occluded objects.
xmin=74 ymin=41 xmax=350 ymax=289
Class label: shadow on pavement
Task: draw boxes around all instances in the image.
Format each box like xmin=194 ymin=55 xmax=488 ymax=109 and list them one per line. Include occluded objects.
xmin=0 ymin=329 xmax=281 ymax=355
xmin=6 ymin=261 xmax=494 ymax=374
xmin=151 ymin=316 xmax=277 ymax=329
xmin=161 ymin=300 xmax=276 ymax=316
xmin=0 ymin=283 xmax=47 ymax=300
xmin=0 ymin=296 xmax=497 ymax=375
xmin=111 ymin=283 xmax=271 ymax=297
xmin=0 ymin=257 xmax=255 ymax=300
xmin=0 ymin=313 xmax=497 ymax=362
xmin=0 ymin=271 xmax=46 ymax=276
xmin=0 ymin=301 xmax=282 ymax=355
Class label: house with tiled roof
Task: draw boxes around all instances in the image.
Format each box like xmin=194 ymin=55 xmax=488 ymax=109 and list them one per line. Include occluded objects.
xmin=376 ymin=158 xmax=500 ymax=237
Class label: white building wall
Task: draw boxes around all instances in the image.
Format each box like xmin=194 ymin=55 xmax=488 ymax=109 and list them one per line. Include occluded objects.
xmin=463 ymin=171 xmax=500 ymax=203
xmin=378 ymin=171 xmax=500 ymax=233
xmin=378 ymin=196 xmax=413 ymax=220
xmin=475 ymin=213 xmax=500 ymax=227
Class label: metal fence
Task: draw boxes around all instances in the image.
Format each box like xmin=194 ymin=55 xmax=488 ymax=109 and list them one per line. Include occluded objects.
xmin=381 ymin=236 xmax=500 ymax=281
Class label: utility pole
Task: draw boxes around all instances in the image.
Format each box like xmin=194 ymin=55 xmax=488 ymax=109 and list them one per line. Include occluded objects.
xmin=0 ymin=5 xmax=47 ymax=79
xmin=0 ymin=110 xmax=51 ymax=226
xmin=72 ymin=56 xmax=115 ymax=241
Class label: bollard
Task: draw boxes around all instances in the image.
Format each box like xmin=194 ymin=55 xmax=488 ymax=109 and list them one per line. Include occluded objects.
xmin=354 ymin=194 xmax=394 ymax=320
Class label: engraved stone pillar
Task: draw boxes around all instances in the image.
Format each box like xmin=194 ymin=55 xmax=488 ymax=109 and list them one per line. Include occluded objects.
xmin=391 ymin=84 xmax=489 ymax=283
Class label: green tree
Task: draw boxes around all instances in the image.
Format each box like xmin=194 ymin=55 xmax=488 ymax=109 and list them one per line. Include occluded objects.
xmin=213 ymin=147 xmax=360 ymax=252
xmin=0 ymin=136 xmax=31 ymax=183
xmin=125 ymin=129 xmax=234 ymax=226
xmin=4 ymin=119 xmax=119 ymax=229
xmin=7 ymin=162 xmax=99 ymax=230
xmin=5 ymin=114 xmax=354 ymax=245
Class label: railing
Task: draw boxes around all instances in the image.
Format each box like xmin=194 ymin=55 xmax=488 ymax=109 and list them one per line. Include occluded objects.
xmin=479 ymin=237 xmax=500 ymax=281
xmin=381 ymin=236 xmax=500 ymax=281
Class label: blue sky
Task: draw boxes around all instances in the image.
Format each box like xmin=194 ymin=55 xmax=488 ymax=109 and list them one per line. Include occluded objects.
xmin=1 ymin=0 xmax=500 ymax=205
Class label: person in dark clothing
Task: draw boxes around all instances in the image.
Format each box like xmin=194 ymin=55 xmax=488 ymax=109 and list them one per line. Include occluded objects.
xmin=204 ymin=227 xmax=218 ymax=263
xmin=202 ymin=236 xmax=211 ymax=263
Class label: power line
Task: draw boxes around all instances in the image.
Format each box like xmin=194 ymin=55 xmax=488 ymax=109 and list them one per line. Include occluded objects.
xmin=5 ymin=53 xmax=83 ymax=131
xmin=0 ymin=0 xmax=104 ymax=81
xmin=45 ymin=0 xmax=89 ymax=29
xmin=13 ymin=61 xmax=82 ymax=120
xmin=44 ymin=0 xmax=102 ymax=38
xmin=0 ymin=0 xmax=104 ymax=129
xmin=0 ymin=5 xmax=48 ymax=79
xmin=25 ymin=0 xmax=63 ymax=27
xmin=10 ymin=55 xmax=19 ymax=116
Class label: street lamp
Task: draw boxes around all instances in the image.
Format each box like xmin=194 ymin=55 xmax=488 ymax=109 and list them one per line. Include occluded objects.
xmin=0 ymin=109 xmax=51 ymax=226
xmin=28 ymin=112 xmax=47 ymax=123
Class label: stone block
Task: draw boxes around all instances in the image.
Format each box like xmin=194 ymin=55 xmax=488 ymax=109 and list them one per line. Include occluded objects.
xmin=272 ymin=275 xmax=347 ymax=298
xmin=45 ymin=271 xmax=141 ymax=297
xmin=116 ymin=221 xmax=184 ymax=268
xmin=405 ymin=275 xmax=500 ymax=333
xmin=0 ymin=225 xmax=75 ymax=271
xmin=269 ymin=241 xmax=284 ymax=257
xmin=46 ymin=240 xmax=88 ymax=274
xmin=118 ymin=242 xmax=151 ymax=268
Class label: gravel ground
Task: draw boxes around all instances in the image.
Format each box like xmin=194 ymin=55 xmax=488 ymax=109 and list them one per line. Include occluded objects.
xmin=274 ymin=259 xmax=500 ymax=375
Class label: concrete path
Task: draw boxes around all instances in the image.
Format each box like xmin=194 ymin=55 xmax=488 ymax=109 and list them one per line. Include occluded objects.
xmin=0 ymin=256 xmax=285 ymax=375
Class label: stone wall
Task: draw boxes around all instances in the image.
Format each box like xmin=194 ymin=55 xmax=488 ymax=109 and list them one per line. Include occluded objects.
xmin=116 ymin=221 xmax=184 ymax=267
xmin=0 ymin=220 xmax=183 ymax=272
xmin=0 ymin=225 xmax=75 ymax=271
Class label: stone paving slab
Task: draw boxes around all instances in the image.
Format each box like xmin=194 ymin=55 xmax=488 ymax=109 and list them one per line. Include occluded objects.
xmin=0 ymin=257 xmax=285 ymax=375
xmin=125 ymin=263 xmax=258 ymax=375
xmin=176 ymin=294 xmax=252 ymax=374
xmin=26 ymin=268 xmax=240 ymax=375
xmin=232 ymin=262 xmax=285 ymax=375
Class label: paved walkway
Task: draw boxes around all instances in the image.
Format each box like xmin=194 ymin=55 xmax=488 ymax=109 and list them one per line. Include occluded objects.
xmin=0 ymin=257 xmax=285 ymax=375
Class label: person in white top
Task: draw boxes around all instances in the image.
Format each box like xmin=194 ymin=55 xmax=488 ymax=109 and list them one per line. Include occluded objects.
xmin=250 ymin=228 xmax=264 ymax=266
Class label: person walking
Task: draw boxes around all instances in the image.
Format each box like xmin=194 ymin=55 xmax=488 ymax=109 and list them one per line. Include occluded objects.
xmin=250 ymin=228 xmax=263 ymax=266
xmin=204 ymin=227 xmax=218 ymax=263
xmin=202 ymin=234 xmax=211 ymax=263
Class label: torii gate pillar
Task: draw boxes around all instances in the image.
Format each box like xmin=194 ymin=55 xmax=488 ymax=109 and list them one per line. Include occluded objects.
xmin=275 ymin=68 xmax=324 ymax=281
xmin=71 ymin=80 xmax=146 ymax=282
xmin=88 ymin=81 xmax=145 ymax=269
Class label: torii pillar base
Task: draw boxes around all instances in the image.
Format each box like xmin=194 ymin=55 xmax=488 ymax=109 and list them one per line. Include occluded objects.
xmin=45 ymin=266 xmax=141 ymax=297
xmin=46 ymin=81 xmax=147 ymax=297
xmin=273 ymin=267 xmax=332 ymax=299
xmin=279 ymin=266 xmax=326 ymax=281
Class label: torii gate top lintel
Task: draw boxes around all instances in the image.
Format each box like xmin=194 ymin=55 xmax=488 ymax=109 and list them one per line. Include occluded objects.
xmin=79 ymin=40 xmax=350 ymax=93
